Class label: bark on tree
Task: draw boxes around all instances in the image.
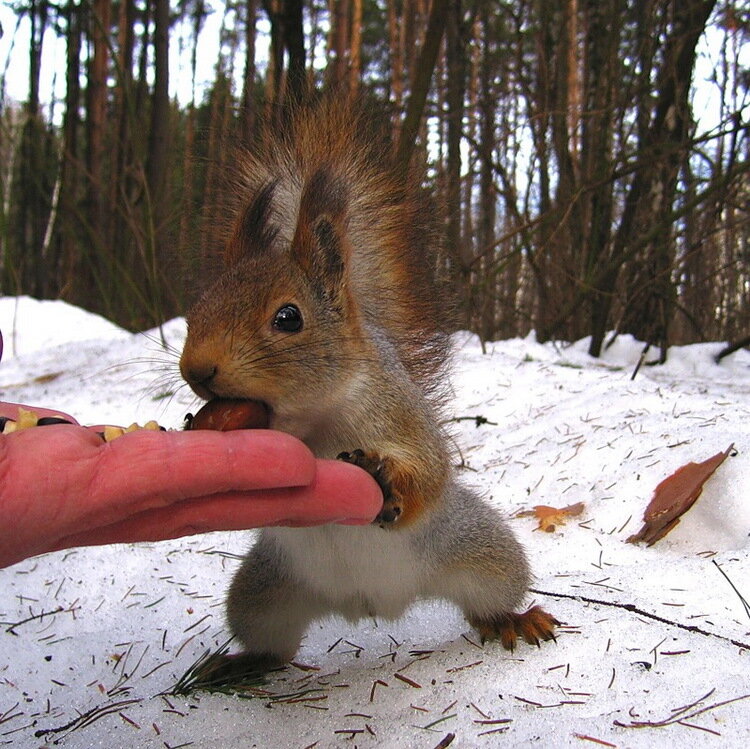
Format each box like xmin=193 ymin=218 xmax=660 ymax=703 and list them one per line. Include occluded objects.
xmin=349 ymin=0 xmax=363 ymax=97
xmin=394 ymin=0 xmax=451 ymax=176
xmin=14 ymin=0 xmax=49 ymax=296
xmin=147 ymin=0 xmax=170 ymax=204
xmin=79 ymin=0 xmax=111 ymax=307
xmin=145 ymin=0 xmax=170 ymax=323
xmin=478 ymin=7 xmax=497 ymax=343
xmin=614 ymin=0 xmax=717 ymax=361
xmin=59 ymin=0 xmax=83 ymax=298
xmin=580 ymin=0 xmax=620 ymax=356
xmin=328 ymin=0 xmax=350 ymax=90
xmin=387 ymin=0 xmax=404 ymax=134
xmin=263 ymin=0 xmax=284 ymax=115
xmin=241 ymin=0 xmax=258 ymax=143
xmin=282 ymin=0 xmax=307 ymax=103
xmin=445 ymin=0 xmax=471 ymax=324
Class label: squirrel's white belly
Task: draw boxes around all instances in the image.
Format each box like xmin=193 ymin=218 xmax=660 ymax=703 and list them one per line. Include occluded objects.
xmin=266 ymin=525 xmax=425 ymax=620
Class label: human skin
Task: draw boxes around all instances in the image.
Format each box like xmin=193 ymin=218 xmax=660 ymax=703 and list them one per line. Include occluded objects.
xmin=0 ymin=401 xmax=382 ymax=568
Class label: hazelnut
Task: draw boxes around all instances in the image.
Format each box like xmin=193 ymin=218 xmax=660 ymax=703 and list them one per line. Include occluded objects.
xmin=188 ymin=399 xmax=270 ymax=431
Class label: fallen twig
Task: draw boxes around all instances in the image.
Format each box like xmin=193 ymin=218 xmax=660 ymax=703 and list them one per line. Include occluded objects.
xmin=531 ymin=588 xmax=750 ymax=651
xmin=450 ymin=415 xmax=498 ymax=427
xmin=394 ymin=672 xmax=422 ymax=689
xmin=3 ymin=605 xmax=79 ymax=634
xmin=630 ymin=343 xmax=651 ymax=380
xmin=573 ymin=733 xmax=616 ymax=747
xmin=0 ymin=702 xmax=23 ymax=726
xmin=712 ymin=560 xmax=750 ymax=621
xmin=34 ymin=698 xmax=142 ymax=738
xmin=614 ymin=689 xmax=750 ymax=730
xmin=433 ymin=733 xmax=456 ymax=748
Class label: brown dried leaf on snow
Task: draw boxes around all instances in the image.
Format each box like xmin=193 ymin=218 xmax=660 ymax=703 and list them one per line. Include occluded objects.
xmin=627 ymin=444 xmax=734 ymax=546
xmin=516 ymin=502 xmax=585 ymax=533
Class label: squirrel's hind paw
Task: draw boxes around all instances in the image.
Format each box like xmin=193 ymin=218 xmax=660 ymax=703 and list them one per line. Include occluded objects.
xmin=469 ymin=605 xmax=560 ymax=652
xmin=179 ymin=652 xmax=284 ymax=693
xmin=337 ymin=449 xmax=403 ymax=526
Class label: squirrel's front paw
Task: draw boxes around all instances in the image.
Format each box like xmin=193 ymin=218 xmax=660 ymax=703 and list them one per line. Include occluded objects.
xmin=337 ymin=449 xmax=403 ymax=527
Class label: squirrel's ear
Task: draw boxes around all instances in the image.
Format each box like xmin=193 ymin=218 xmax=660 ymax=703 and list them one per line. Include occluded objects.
xmin=226 ymin=179 xmax=280 ymax=264
xmin=291 ymin=167 xmax=349 ymax=298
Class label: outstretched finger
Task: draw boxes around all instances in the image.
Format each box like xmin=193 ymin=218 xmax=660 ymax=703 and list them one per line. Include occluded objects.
xmin=0 ymin=426 xmax=318 ymax=566
xmin=50 ymin=459 xmax=383 ymax=549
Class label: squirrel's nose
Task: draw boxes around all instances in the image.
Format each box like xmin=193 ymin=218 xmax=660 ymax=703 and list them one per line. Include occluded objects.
xmin=181 ymin=333 xmax=251 ymax=400
xmin=180 ymin=360 xmax=219 ymax=400
xmin=180 ymin=339 xmax=222 ymax=399
xmin=182 ymin=361 xmax=217 ymax=389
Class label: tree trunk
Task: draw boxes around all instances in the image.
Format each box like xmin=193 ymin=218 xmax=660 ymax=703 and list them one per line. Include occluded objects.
xmin=615 ymin=0 xmax=716 ymax=361
xmin=478 ymin=7 xmax=497 ymax=343
xmin=349 ymin=0 xmax=363 ymax=97
xmin=83 ymin=0 xmax=111 ymax=308
xmin=14 ymin=0 xmax=49 ymax=296
xmin=445 ymin=0 xmax=471 ymax=324
xmin=147 ymin=0 xmax=169 ymax=203
xmin=19 ymin=0 xmax=51 ymax=297
xmin=282 ymin=0 xmax=306 ymax=103
xmin=145 ymin=0 xmax=170 ymax=325
xmin=59 ymin=0 xmax=83 ymax=298
xmin=387 ymin=0 xmax=404 ymax=138
xmin=581 ymin=0 xmax=620 ymax=356
xmin=241 ymin=0 xmax=258 ymax=143
xmin=394 ymin=0 xmax=450 ymax=176
xmin=108 ymin=0 xmax=136 ymax=311
xmin=263 ymin=0 xmax=284 ymax=118
xmin=327 ymin=0 xmax=350 ymax=89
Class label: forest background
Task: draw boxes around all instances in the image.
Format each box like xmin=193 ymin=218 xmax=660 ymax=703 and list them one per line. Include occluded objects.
xmin=0 ymin=0 xmax=748 ymax=360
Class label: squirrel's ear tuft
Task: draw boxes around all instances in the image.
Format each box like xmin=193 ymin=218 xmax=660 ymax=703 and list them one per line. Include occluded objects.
xmin=300 ymin=167 xmax=348 ymax=225
xmin=226 ymin=179 xmax=280 ymax=263
xmin=292 ymin=167 xmax=349 ymax=296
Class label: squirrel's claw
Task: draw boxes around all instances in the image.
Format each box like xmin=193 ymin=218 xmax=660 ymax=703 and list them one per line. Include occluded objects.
xmin=469 ymin=605 xmax=561 ymax=652
xmin=337 ymin=449 xmax=403 ymax=527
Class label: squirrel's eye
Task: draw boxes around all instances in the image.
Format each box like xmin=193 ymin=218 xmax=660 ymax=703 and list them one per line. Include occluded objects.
xmin=273 ymin=304 xmax=303 ymax=333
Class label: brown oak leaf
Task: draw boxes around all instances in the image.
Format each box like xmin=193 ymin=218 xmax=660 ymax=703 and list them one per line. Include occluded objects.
xmin=627 ymin=444 xmax=735 ymax=546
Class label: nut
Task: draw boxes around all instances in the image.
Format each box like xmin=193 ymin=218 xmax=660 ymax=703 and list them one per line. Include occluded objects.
xmin=102 ymin=420 xmax=164 ymax=442
xmin=188 ymin=399 xmax=270 ymax=431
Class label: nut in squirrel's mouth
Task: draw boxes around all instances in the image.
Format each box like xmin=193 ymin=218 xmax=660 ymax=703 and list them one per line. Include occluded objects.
xmin=187 ymin=398 xmax=271 ymax=431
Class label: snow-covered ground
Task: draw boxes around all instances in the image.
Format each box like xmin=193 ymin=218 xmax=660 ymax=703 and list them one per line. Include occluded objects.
xmin=1 ymin=294 xmax=748 ymax=748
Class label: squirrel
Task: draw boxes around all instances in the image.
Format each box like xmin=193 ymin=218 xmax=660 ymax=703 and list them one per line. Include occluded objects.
xmin=179 ymin=96 xmax=559 ymax=680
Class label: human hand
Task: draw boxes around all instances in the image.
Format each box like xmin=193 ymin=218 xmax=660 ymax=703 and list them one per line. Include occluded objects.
xmin=0 ymin=402 xmax=382 ymax=568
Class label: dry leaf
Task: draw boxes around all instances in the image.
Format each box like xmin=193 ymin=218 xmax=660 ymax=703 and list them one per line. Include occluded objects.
xmin=627 ymin=444 xmax=734 ymax=546
xmin=516 ymin=501 xmax=585 ymax=532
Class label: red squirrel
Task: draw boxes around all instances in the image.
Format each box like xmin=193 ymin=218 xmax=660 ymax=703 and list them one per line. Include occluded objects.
xmin=180 ymin=96 xmax=558 ymax=679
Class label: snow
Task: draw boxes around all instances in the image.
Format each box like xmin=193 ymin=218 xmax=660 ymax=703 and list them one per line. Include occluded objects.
xmin=1 ymin=296 xmax=749 ymax=748
xmin=0 ymin=296 xmax=128 ymax=360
